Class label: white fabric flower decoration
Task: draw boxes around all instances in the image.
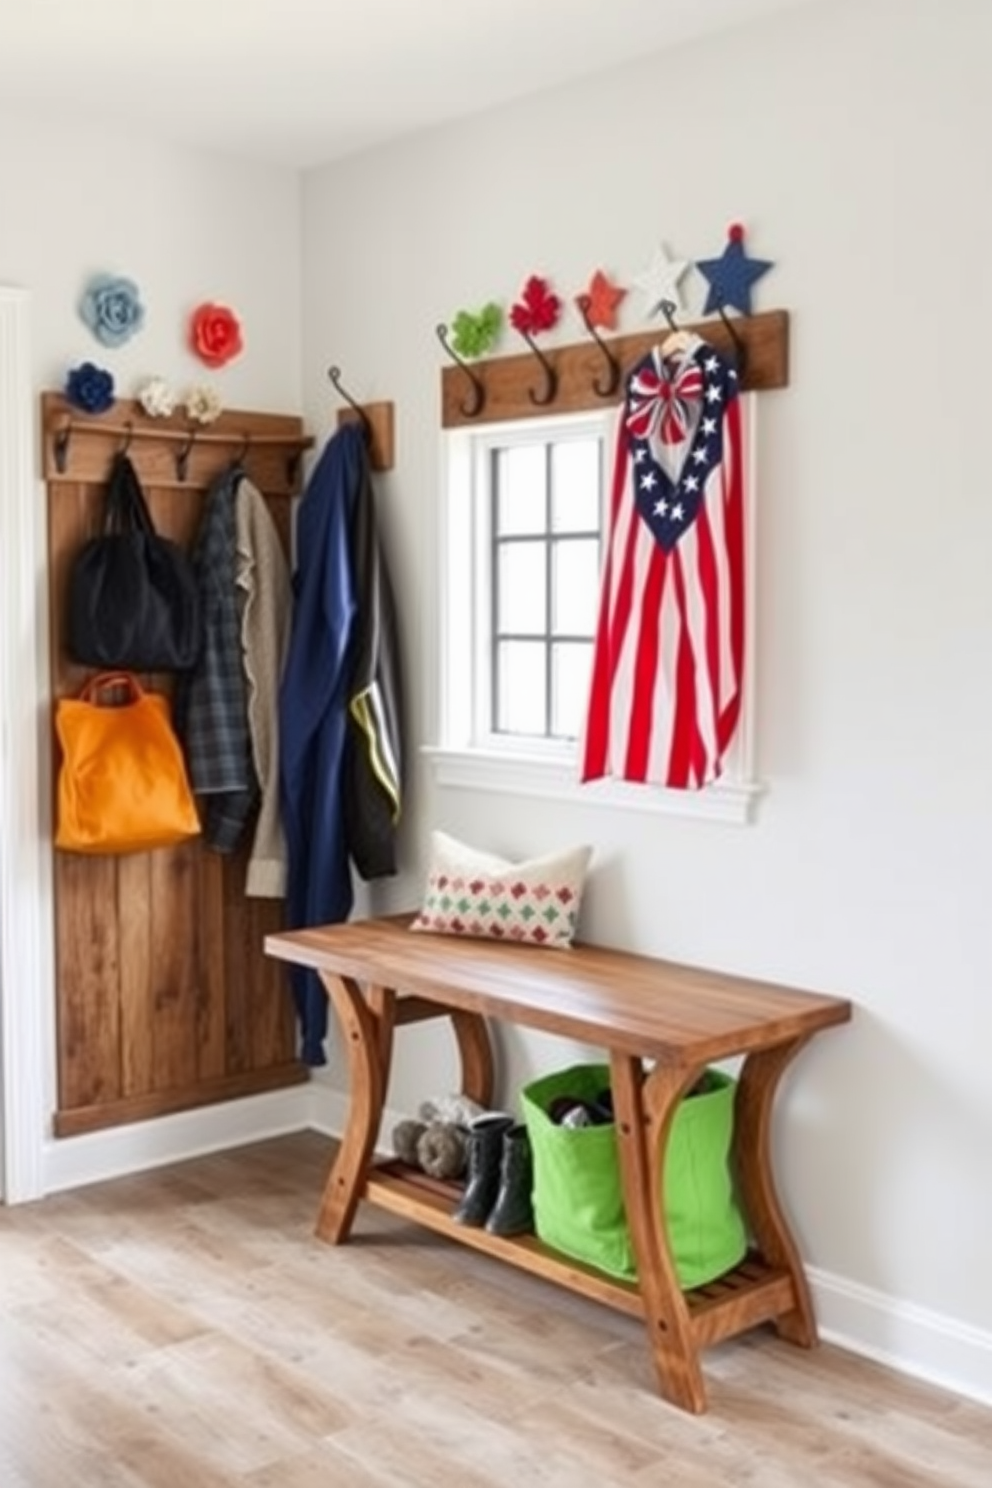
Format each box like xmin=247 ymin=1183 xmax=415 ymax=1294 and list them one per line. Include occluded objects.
xmin=184 ymin=384 xmax=223 ymax=425
xmin=137 ymin=376 xmax=177 ymax=418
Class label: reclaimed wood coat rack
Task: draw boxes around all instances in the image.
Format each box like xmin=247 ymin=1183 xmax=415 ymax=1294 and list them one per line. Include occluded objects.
xmin=42 ymin=394 xmax=313 ymax=1137
xmin=440 ymin=308 xmax=789 ymax=428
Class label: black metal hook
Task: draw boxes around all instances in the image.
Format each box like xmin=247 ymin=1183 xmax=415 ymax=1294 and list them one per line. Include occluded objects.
xmin=119 ymin=420 xmax=134 ymax=456
xmin=53 ymin=421 xmax=73 ymax=474
xmin=715 ymin=301 xmax=748 ymax=380
xmin=234 ymin=431 xmax=251 ymax=465
xmin=575 ymin=295 xmax=621 ymax=400
xmin=436 ymin=323 xmax=486 ymax=419
xmin=175 ymin=427 xmax=197 ymax=483
xmin=516 ymin=327 xmax=558 ymax=407
xmin=327 ymin=365 xmax=373 ymax=444
xmin=660 ymin=299 xmax=681 ymax=336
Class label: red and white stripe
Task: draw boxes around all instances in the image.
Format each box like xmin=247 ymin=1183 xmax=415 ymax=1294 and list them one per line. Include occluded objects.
xmin=580 ymin=388 xmax=746 ymax=790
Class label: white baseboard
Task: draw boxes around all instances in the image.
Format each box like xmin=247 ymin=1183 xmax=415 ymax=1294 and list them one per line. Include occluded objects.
xmin=308 ymin=1079 xmax=405 ymax=1160
xmin=41 ymin=1085 xmax=313 ymax=1195
xmin=808 ymin=1266 xmax=992 ymax=1411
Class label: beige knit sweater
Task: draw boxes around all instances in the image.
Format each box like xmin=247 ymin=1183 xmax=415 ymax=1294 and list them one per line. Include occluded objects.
xmin=235 ymin=476 xmax=291 ymax=898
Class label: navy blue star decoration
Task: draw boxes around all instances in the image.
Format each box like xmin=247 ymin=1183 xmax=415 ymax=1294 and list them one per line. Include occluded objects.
xmin=695 ymin=222 xmax=774 ymax=316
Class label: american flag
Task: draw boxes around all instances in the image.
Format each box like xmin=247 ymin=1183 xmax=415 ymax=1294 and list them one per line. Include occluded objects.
xmin=580 ymin=336 xmax=745 ymax=789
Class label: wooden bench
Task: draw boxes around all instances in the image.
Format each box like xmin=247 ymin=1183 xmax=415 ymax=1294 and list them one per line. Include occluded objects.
xmin=265 ymin=915 xmax=851 ymax=1414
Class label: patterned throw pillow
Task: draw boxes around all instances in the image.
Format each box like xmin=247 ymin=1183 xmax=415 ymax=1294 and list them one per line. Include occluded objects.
xmin=410 ymin=831 xmax=592 ymax=948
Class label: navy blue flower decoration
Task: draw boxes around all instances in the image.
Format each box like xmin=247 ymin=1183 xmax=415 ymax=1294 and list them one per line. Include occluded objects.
xmin=79 ymin=273 xmax=145 ymax=348
xmin=65 ymin=361 xmax=115 ymax=415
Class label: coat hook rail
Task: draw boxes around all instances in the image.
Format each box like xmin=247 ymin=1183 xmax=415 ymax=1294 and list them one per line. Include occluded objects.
xmin=436 ymin=323 xmax=486 ymax=419
xmin=327 ymin=365 xmax=373 ymax=443
xmin=46 ymin=413 xmax=313 ymax=483
xmin=575 ymin=295 xmax=621 ymax=400
xmin=516 ymin=327 xmax=558 ymax=407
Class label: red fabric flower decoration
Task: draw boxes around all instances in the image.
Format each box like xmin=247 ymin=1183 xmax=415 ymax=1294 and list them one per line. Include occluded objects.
xmin=190 ymin=302 xmax=243 ymax=368
xmin=510 ymin=275 xmax=561 ymax=336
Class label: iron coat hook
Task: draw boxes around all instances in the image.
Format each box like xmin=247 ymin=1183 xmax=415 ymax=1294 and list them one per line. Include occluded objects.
xmin=175 ymin=427 xmax=197 ymax=482
xmin=327 ymin=365 xmax=373 ymax=444
xmin=516 ymin=327 xmax=558 ymax=407
xmin=436 ymin=323 xmax=486 ymax=419
xmin=575 ymin=295 xmax=621 ymax=400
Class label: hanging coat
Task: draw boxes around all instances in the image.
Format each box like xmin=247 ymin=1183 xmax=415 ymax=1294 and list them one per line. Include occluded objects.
xmin=279 ymin=422 xmax=403 ymax=1065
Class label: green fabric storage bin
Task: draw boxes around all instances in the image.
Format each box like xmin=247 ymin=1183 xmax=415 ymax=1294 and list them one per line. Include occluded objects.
xmin=520 ymin=1063 xmax=748 ymax=1288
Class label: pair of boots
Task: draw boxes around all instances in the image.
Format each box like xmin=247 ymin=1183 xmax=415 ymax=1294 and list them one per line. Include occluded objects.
xmin=453 ymin=1115 xmax=533 ymax=1237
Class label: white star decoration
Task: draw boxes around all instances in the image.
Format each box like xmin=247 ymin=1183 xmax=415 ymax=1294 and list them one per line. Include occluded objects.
xmin=640 ymin=470 xmax=658 ymax=491
xmin=633 ymin=243 xmax=691 ymax=319
xmin=672 ymin=503 xmax=685 ymax=521
xmin=683 ymin=475 xmax=700 ymax=493
xmin=692 ymin=448 xmax=708 ymax=465
xmin=654 ymin=497 xmax=669 ymax=516
xmin=702 ymin=417 xmax=717 ymax=435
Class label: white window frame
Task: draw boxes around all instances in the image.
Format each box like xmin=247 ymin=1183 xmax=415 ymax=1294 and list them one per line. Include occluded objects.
xmin=425 ymin=401 xmax=763 ymax=825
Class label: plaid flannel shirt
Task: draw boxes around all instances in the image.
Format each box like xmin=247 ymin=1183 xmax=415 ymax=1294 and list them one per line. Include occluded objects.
xmin=175 ymin=467 xmax=258 ymax=851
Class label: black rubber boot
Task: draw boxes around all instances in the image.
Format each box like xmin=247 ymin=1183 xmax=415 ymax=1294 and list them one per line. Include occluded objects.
xmin=453 ymin=1114 xmax=514 ymax=1226
xmin=485 ymin=1124 xmax=534 ymax=1237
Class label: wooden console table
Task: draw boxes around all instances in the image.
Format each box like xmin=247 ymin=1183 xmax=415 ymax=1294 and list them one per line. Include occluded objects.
xmin=265 ymin=916 xmax=851 ymax=1414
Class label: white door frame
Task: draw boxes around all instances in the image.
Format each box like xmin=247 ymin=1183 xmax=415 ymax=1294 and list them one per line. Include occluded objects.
xmin=0 ymin=286 xmax=53 ymax=1203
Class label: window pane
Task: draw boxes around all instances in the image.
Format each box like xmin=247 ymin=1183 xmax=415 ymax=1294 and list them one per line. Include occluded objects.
xmin=495 ymin=445 xmax=547 ymax=534
xmin=551 ymin=438 xmax=600 ymax=533
xmin=496 ymin=641 xmax=546 ymax=735
xmin=497 ymin=540 xmax=546 ymax=635
xmin=551 ymin=641 xmax=593 ymax=740
xmin=552 ymin=538 xmax=601 ymax=636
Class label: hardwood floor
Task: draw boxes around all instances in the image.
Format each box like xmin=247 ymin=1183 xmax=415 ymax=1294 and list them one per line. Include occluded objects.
xmin=0 ymin=1133 xmax=988 ymax=1487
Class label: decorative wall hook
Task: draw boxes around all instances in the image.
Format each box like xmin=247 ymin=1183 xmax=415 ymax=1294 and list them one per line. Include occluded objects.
xmin=233 ymin=432 xmax=251 ymax=465
xmin=118 ymin=420 xmax=134 ymax=456
xmin=715 ymin=301 xmax=748 ymax=379
xmin=516 ymin=327 xmax=558 ymax=407
xmin=53 ymin=421 xmax=73 ymax=474
xmin=436 ymin=323 xmax=486 ymax=418
xmin=175 ymin=427 xmax=197 ymax=482
xmin=327 ymin=365 xmax=373 ymax=444
xmin=575 ymin=294 xmax=621 ymax=399
xmin=660 ymin=299 xmax=681 ymax=336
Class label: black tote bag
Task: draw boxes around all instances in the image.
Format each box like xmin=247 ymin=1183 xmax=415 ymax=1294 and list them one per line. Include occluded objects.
xmin=67 ymin=453 xmax=203 ymax=672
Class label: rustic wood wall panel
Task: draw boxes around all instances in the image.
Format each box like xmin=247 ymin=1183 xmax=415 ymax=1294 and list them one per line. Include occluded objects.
xmin=43 ymin=395 xmax=313 ymax=1137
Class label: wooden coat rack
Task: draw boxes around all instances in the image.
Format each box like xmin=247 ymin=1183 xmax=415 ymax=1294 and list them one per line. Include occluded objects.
xmin=440 ymin=308 xmax=789 ymax=427
xmin=42 ymin=395 xmax=313 ymax=1137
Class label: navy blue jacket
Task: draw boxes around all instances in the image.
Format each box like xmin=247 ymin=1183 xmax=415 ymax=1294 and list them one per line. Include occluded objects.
xmin=279 ymin=424 xmax=402 ymax=1064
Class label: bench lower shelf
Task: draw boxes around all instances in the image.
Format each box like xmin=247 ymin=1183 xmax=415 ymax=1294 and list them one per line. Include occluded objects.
xmin=364 ymin=1161 xmax=795 ymax=1348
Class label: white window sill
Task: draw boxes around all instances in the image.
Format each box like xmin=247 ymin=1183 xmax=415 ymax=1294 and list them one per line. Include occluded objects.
xmin=422 ymin=747 xmax=764 ymax=825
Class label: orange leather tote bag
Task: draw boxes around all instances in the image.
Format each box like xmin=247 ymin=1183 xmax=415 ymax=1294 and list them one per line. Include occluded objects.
xmin=55 ymin=672 xmax=201 ymax=854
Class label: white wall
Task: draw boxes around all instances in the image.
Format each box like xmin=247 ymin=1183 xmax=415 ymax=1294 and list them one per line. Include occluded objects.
xmin=301 ymin=0 xmax=992 ymax=1396
xmin=0 ymin=110 xmax=302 ymax=407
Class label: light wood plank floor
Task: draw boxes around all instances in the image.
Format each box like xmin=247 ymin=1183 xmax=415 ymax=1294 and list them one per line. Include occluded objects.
xmin=1 ymin=1132 xmax=989 ymax=1487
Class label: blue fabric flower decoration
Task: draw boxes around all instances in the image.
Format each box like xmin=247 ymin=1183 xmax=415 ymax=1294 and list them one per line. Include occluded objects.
xmin=65 ymin=361 xmax=115 ymax=415
xmin=79 ymin=273 xmax=145 ymax=348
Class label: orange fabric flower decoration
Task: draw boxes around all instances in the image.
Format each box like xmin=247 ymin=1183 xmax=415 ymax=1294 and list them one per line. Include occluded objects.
xmin=190 ymin=302 xmax=243 ymax=368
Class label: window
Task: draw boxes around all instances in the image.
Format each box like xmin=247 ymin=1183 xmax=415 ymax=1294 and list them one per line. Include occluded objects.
xmin=430 ymin=405 xmax=761 ymax=824
xmin=489 ymin=428 xmax=604 ymax=743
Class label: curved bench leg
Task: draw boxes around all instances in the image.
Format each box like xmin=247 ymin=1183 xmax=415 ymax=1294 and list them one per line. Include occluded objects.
xmin=611 ymin=1053 xmax=710 ymax=1414
xmin=450 ymin=1008 xmax=495 ymax=1109
xmin=733 ymin=1037 xmax=818 ymax=1346
xmin=315 ymin=972 xmax=390 ymax=1245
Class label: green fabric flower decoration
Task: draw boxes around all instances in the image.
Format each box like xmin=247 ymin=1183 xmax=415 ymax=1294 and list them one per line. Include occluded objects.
xmin=450 ymin=302 xmax=502 ymax=360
